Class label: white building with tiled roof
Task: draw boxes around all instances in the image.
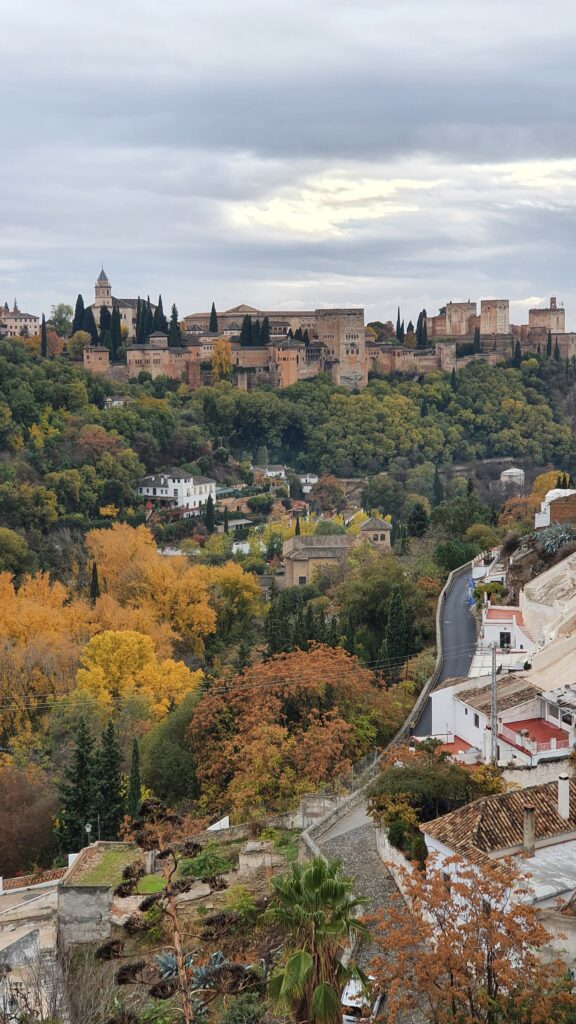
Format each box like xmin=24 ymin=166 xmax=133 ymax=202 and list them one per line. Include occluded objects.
xmin=137 ymin=470 xmax=215 ymax=516
xmin=0 ymin=301 xmax=39 ymax=338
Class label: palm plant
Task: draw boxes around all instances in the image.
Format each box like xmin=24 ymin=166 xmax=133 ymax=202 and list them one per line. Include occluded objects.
xmin=266 ymin=856 xmax=369 ymax=1024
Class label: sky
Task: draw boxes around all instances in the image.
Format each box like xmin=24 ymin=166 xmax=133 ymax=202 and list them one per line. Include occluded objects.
xmin=2 ymin=0 xmax=576 ymax=327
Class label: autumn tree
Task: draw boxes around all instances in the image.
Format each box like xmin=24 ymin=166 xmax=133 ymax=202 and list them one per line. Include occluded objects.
xmin=0 ymin=764 xmax=58 ymax=876
xmin=73 ymin=629 xmax=203 ymax=718
xmin=211 ymin=336 xmax=232 ymax=382
xmin=371 ymin=855 xmax=576 ymax=1024
xmin=309 ymin=475 xmax=347 ymax=512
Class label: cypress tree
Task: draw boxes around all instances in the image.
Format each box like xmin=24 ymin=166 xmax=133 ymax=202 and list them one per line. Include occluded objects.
xmin=102 ymin=329 xmax=112 ymax=353
xmin=407 ymin=501 xmax=429 ymax=537
xmin=433 ymin=466 xmax=444 ymax=506
xmin=546 ymin=330 xmax=552 ymax=357
xmin=56 ymin=717 xmax=96 ymax=853
xmin=72 ymin=294 xmax=85 ymax=335
xmin=302 ymin=328 xmax=310 ymax=345
xmin=110 ymin=305 xmax=122 ymax=360
xmin=94 ymin=722 xmax=124 ymax=841
xmin=406 ymin=319 xmax=414 ymax=334
xmin=327 ymin=616 xmax=340 ymax=647
xmin=136 ymin=297 xmax=143 ymax=342
xmin=209 ymin=302 xmax=218 ymax=334
xmin=415 ymin=311 xmax=424 ymax=348
xmin=153 ymin=295 xmax=168 ymax=333
xmin=295 ymin=512 xmax=301 ymax=536
xmin=384 ymin=585 xmax=408 ymax=684
xmin=450 ymin=367 xmax=458 ymax=391
xmin=291 ymin=605 xmax=307 ymax=650
xmin=304 ymin=603 xmax=316 ymax=644
xmin=314 ymin=608 xmax=326 ymax=643
xmin=261 ymin=316 xmax=271 ymax=345
xmin=89 ymin=562 xmax=100 ymax=604
xmin=400 ymin=319 xmax=405 ymax=342
xmin=168 ymin=303 xmax=181 ymax=347
xmin=396 ymin=307 xmax=402 ymax=341
xmin=223 ymin=507 xmax=229 ymax=533
xmin=127 ymin=739 xmax=141 ymax=819
xmin=99 ymin=305 xmax=112 ymax=340
xmin=513 ymin=340 xmax=522 ymax=367
xmin=554 ymin=339 xmax=561 ymax=361
xmin=240 ymin=315 xmax=252 ymax=346
xmin=252 ymin=319 xmax=261 ymax=346
xmin=142 ymin=297 xmax=154 ymax=341
xmin=40 ymin=313 xmax=47 ymax=357
xmin=205 ymin=494 xmax=215 ymax=533
xmin=265 ymin=601 xmax=283 ymax=656
xmin=422 ymin=319 xmax=428 ymax=346
xmin=473 ymin=325 xmax=481 ymax=353
xmin=82 ymin=307 xmax=98 ymax=345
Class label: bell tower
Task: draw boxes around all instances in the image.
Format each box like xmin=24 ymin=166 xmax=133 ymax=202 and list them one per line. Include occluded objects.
xmin=95 ymin=267 xmax=112 ymax=309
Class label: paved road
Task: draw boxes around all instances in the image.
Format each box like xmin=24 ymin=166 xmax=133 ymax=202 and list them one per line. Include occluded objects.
xmin=413 ymin=567 xmax=475 ymax=736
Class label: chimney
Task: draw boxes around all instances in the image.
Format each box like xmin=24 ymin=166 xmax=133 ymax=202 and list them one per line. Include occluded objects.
xmin=558 ymin=774 xmax=570 ymax=820
xmin=523 ymin=804 xmax=535 ymax=857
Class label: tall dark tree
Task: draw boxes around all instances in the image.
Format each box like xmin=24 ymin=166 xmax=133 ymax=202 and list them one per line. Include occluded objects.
xmin=303 ymin=328 xmax=310 ymax=345
xmin=433 ymin=466 xmax=444 ymax=506
xmin=252 ymin=319 xmax=261 ymax=346
xmin=546 ymin=330 xmax=552 ymax=357
xmin=223 ymin=506 xmax=229 ymax=534
xmin=209 ymin=302 xmax=219 ymax=334
xmin=40 ymin=313 xmax=47 ymax=357
xmin=101 ymin=329 xmax=112 ymax=353
xmin=142 ymin=297 xmax=154 ymax=341
xmin=422 ymin=319 xmax=428 ymax=347
xmin=99 ymin=305 xmax=112 ymax=341
xmin=168 ymin=303 xmax=181 ymax=347
xmin=512 ymin=340 xmax=522 ymax=367
xmin=153 ymin=294 xmax=168 ymax=333
xmin=450 ymin=367 xmax=458 ymax=391
xmin=295 ymin=512 xmax=301 ymax=536
xmin=407 ymin=501 xmax=430 ymax=537
xmin=136 ymin=297 xmax=143 ymax=342
xmin=56 ymin=717 xmax=95 ymax=853
xmin=383 ymin=585 xmax=409 ymax=683
xmin=473 ymin=325 xmax=481 ymax=353
xmin=406 ymin=320 xmax=414 ymax=334
xmin=261 ymin=316 xmax=271 ymax=345
xmin=396 ymin=307 xmax=402 ymax=341
xmin=205 ymin=494 xmax=215 ymax=533
xmin=82 ymin=306 xmax=98 ymax=345
xmin=126 ymin=739 xmax=141 ymax=819
xmin=89 ymin=562 xmax=100 ymax=604
xmin=240 ymin=315 xmax=252 ymax=346
xmin=72 ymin=294 xmax=85 ymax=335
xmin=400 ymin=319 xmax=405 ymax=343
xmin=110 ymin=305 xmax=122 ymax=360
xmin=93 ymin=722 xmax=124 ymax=841
xmin=554 ymin=338 xmax=561 ymax=362
xmin=415 ymin=311 xmax=424 ymax=348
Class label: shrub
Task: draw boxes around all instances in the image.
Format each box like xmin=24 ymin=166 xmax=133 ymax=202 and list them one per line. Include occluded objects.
xmin=180 ymin=841 xmax=233 ymax=879
xmin=219 ymin=993 xmax=265 ymax=1024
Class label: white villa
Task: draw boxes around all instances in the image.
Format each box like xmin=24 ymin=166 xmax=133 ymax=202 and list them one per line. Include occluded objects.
xmin=137 ymin=471 xmax=216 ymax=517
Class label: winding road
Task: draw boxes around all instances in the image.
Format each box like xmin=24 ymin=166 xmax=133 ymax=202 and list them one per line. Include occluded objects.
xmin=413 ymin=565 xmax=476 ymax=736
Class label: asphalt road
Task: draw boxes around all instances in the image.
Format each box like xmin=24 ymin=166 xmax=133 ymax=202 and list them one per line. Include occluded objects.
xmin=413 ymin=567 xmax=475 ymax=736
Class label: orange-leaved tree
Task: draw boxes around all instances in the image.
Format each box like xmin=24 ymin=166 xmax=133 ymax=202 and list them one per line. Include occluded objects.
xmin=371 ymin=854 xmax=576 ymax=1024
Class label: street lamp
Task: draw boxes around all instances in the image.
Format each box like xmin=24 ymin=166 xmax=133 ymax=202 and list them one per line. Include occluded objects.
xmin=85 ymin=822 xmax=92 ymax=844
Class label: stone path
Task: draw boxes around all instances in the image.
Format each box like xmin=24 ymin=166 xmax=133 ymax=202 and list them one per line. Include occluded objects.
xmin=319 ymin=813 xmax=427 ymax=1023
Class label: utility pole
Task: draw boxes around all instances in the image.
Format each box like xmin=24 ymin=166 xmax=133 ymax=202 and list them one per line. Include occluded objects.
xmin=490 ymin=643 xmax=498 ymax=765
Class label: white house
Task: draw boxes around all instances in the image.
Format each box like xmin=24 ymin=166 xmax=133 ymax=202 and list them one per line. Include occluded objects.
xmin=427 ymin=671 xmax=573 ymax=768
xmin=480 ymin=604 xmax=535 ymax=654
xmin=500 ymin=466 xmax=525 ymax=492
xmin=534 ymin=487 xmax=576 ymax=528
xmin=299 ymin=472 xmax=319 ymax=495
xmin=137 ymin=471 xmax=216 ymax=516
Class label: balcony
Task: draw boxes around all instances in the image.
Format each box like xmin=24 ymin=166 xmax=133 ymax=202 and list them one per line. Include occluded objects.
xmin=498 ymin=718 xmax=571 ymax=757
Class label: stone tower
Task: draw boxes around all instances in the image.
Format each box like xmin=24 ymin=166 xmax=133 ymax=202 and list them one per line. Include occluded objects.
xmin=94 ymin=267 xmax=112 ymax=310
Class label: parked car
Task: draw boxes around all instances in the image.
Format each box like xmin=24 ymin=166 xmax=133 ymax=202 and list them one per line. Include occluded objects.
xmin=341 ymin=979 xmax=384 ymax=1023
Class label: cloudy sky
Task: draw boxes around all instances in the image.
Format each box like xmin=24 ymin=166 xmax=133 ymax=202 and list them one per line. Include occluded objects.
xmin=2 ymin=0 xmax=576 ymax=326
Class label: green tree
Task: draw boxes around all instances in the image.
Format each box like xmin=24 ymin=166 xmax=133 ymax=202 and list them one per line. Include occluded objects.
xmin=432 ymin=465 xmax=444 ymax=506
xmin=295 ymin=512 xmax=301 ymax=536
xmin=209 ymin=302 xmax=219 ymax=334
xmin=224 ymin=506 xmax=229 ymax=533
xmin=473 ymin=325 xmax=481 ymax=353
xmin=49 ymin=303 xmax=73 ymax=336
xmin=546 ymin=330 xmax=552 ymax=357
xmin=554 ymin=338 xmax=561 ymax=361
xmin=240 ymin=315 xmax=252 ymax=346
xmin=56 ymin=717 xmax=96 ymax=852
xmin=89 ymin=561 xmax=100 ymax=604
xmin=82 ymin=306 xmax=98 ymax=345
xmin=267 ymin=857 xmax=368 ymax=1024
xmin=252 ymin=319 xmax=261 ymax=346
xmin=99 ymin=305 xmax=112 ymax=341
xmin=205 ymin=494 xmax=215 ymax=533
xmin=168 ymin=303 xmax=181 ymax=347
xmin=396 ymin=307 xmax=402 ymax=341
xmin=72 ymin=294 xmax=85 ymax=335
xmin=261 ymin=316 xmax=271 ymax=345
xmin=94 ymin=721 xmax=124 ymax=840
xmin=153 ymin=294 xmax=168 ymax=333
xmin=512 ymin=340 xmax=522 ymax=367
xmin=407 ymin=501 xmax=429 ymax=537
xmin=450 ymin=366 xmax=458 ymax=391
xmin=110 ymin=305 xmax=122 ymax=360
xmin=126 ymin=738 xmax=142 ymax=817
xmin=140 ymin=695 xmax=200 ymax=805
xmin=40 ymin=313 xmax=47 ymax=357
xmin=0 ymin=527 xmax=34 ymax=576
xmin=383 ymin=585 xmax=409 ymax=682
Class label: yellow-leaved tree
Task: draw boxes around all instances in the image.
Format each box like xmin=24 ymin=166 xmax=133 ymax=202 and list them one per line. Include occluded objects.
xmin=74 ymin=630 xmax=203 ymax=718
